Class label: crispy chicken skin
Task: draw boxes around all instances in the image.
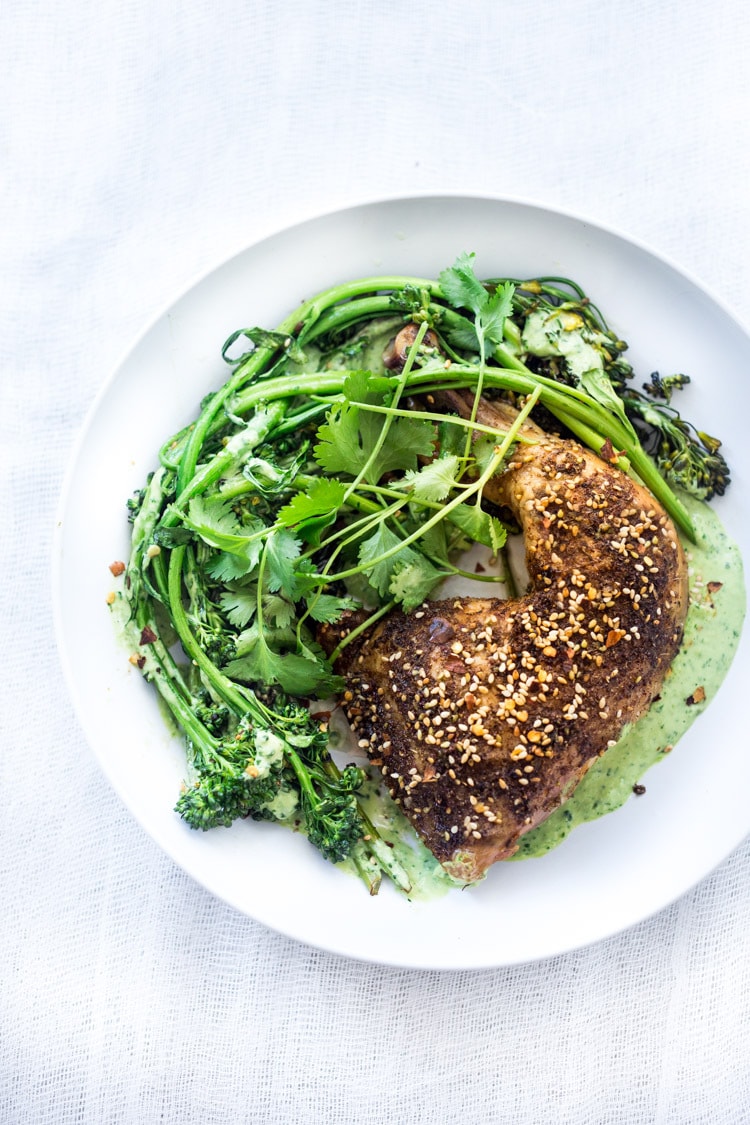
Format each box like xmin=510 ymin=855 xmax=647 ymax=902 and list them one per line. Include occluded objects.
xmin=322 ymin=395 xmax=689 ymax=882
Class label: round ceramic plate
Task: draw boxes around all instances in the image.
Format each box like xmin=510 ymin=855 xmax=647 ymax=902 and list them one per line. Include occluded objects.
xmin=53 ymin=195 xmax=749 ymax=969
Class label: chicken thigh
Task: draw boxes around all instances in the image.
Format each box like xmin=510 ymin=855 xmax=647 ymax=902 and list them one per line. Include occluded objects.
xmin=325 ymin=395 xmax=689 ymax=881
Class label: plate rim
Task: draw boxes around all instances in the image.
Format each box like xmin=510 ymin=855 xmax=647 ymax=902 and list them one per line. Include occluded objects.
xmin=51 ymin=190 xmax=750 ymax=969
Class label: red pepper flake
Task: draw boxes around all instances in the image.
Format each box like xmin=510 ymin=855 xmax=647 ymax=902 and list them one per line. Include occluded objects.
xmin=139 ymin=625 xmax=157 ymax=645
xmin=686 ymin=685 xmax=706 ymax=706
xmin=707 ymin=581 xmax=723 ymax=594
xmin=109 ymin=560 xmax=125 ymax=576
xmin=128 ymin=654 xmax=146 ymax=670
xmin=600 ymin=437 xmax=621 ymax=464
xmin=475 ymin=562 xmax=486 ymax=574
xmin=605 ymin=628 xmax=626 ymax=648
xmin=632 ymin=783 xmax=646 ymax=796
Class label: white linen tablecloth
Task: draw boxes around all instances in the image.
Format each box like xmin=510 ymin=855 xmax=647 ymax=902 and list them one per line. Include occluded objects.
xmin=3 ymin=2 xmax=749 ymax=1121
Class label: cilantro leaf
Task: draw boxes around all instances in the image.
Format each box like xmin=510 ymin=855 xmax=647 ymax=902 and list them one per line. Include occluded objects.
xmin=276 ymin=478 xmax=347 ymax=545
xmin=219 ymin=588 xmax=257 ymax=628
xmin=389 ymin=556 xmax=446 ymax=612
xmin=219 ymin=586 xmax=296 ymax=629
xmin=471 ymin=433 xmax=504 ymax=477
xmin=264 ymin=529 xmax=302 ymax=599
xmin=439 ymin=252 xmax=489 ymax=318
xmin=446 ymin=504 xmax=507 ymax=552
xmin=417 ymin=520 xmax=452 ymax=565
xmin=356 ymin=523 xmax=406 ymax=596
xmin=312 ymin=372 xmax=371 ymax=473
xmin=439 ymin=252 xmax=514 ymax=353
xmin=207 ymin=551 xmax=258 ymax=582
xmin=442 ymin=319 xmax=481 ymax=353
xmin=233 ymin=620 xmax=295 ymax=656
xmin=286 ymin=557 xmax=322 ymax=599
xmin=303 ymin=592 xmax=357 ymax=624
xmin=313 ymin=371 xmax=434 ymax=483
xmin=183 ymin=497 xmax=266 ymax=570
xmin=400 ymin=454 xmax=462 ymax=503
xmin=226 ymin=622 xmax=337 ymax=696
xmin=356 ymin=522 xmax=444 ymax=609
xmin=481 ymin=281 xmax=515 ymax=348
xmin=225 ymin=639 xmax=331 ymax=697
xmin=261 ymin=594 xmax=296 ymax=628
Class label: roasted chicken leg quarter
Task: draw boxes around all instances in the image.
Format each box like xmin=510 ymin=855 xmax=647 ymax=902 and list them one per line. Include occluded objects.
xmin=323 ymin=395 xmax=689 ymax=882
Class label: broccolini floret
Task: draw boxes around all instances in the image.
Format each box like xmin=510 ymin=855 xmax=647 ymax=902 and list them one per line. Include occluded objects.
xmin=182 ymin=546 xmax=238 ymax=667
xmin=297 ymin=779 xmax=364 ymax=863
xmin=193 ymin=690 xmax=230 ymax=737
xmin=174 ymin=714 xmax=287 ymax=830
xmin=284 ymin=751 xmax=367 ymax=864
xmin=264 ymin=698 xmax=368 ymax=864
xmin=623 ymin=373 xmax=730 ymax=501
xmin=176 ymin=770 xmax=282 ymax=831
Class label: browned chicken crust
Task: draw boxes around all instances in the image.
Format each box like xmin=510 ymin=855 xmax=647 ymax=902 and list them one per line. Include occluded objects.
xmin=323 ymin=397 xmax=689 ymax=882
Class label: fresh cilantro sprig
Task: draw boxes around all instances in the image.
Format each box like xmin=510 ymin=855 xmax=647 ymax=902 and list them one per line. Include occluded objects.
xmin=439 ymin=251 xmax=514 ymax=359
xmin=313 ymin=370 xmax=434 ymax=484
xmin=438 ymin=252 xmax=515 ymax=454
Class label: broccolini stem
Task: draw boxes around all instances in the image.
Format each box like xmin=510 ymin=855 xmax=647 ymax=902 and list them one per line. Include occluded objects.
xmin=348 ymin=847 xmax=383 ymax=896
xmin=166 ymin=401 xmax=287 ymax=527
xmin=165 ymin=544 xmax=248 ymax=715
xmin=551 ymin=407 xmax=630 ymax=471
xmin=316 ymin=758 xmax=413 ymax=894
xmin=284 ymin=744 xmax=321 ymax=806
xmin=354 ymin=812 xmax=413 ymax=895
xmin=341 ymin=398 xmax=534 ymax=443
xmin=176 ymin=357 xmax=280 ymax=496
xmin=300 ymin=294 xmax=403 ymax=343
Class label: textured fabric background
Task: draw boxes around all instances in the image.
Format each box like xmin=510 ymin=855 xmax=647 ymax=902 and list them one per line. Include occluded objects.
xmin=3 ymin=2 xmax=750 ymax=1122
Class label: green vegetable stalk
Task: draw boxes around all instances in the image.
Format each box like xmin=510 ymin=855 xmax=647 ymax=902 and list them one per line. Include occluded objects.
xmin=114 ymin=253 xmax=728 ymax=894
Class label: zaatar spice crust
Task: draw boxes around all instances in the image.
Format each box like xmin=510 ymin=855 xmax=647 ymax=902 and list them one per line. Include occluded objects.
xmin=324 ymin=398 xmax=689 ymax=882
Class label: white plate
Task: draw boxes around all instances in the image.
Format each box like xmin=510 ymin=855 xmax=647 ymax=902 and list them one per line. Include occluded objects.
xmin=53 ymin=194 xmax=749 ymax=968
